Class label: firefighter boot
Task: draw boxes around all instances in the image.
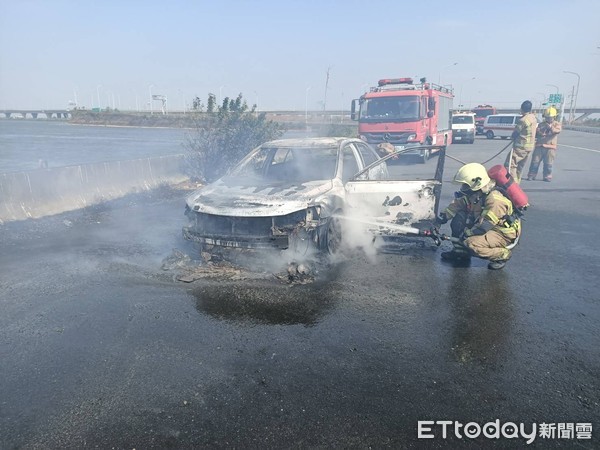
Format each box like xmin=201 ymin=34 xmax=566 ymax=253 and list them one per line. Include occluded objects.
xmin=488 ymin=254 xmax=511 ymax=270
xmin=441 ymin=248 xmax=471 ymax=262
xmin=488 ymin=260 xmax=507 ymax=270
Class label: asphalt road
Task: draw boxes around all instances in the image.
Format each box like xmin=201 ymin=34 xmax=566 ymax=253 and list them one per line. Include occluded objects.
xmin=1 ymin=131 xmax=599 ymax=448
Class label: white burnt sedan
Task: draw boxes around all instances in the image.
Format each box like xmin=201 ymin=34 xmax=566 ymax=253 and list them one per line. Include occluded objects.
xmin=183 ymin=137 xmax=445 ymax=254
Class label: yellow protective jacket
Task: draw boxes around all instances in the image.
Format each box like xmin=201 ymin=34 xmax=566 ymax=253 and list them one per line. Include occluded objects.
xmin=444 ymin=189 xmax=520 ymax=240
xmin=514 ymin=112 xmax=538 ymax=151
xmin=535 ymin=120 xmax=561 ymax=150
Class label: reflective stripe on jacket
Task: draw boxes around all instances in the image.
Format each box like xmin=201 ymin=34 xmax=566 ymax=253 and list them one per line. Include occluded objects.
xmin=514 ymin=112 xmax=538 ymax=151
xmin=445 ymin=189 xmax=520 ymax=240
xmin=444 ymin=191 xmax=484 ymax=222
xmin=535 ymin=120 xmax=561 ymax=149
xmin=480 ymin=190 xmax=520 ymax=240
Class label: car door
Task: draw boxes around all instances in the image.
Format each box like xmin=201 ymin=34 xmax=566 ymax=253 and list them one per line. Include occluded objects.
xmin=343 ymin=145 xmax=445 ymax=229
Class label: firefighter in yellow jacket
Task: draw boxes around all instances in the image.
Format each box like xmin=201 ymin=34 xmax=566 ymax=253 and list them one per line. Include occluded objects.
xmin=527 ymin=106 xmax=561 ymax=182
xmin=435 ymin=163 xmax=521 ymax=270
xmin=506 ymin=100 xmax=538 ymax=183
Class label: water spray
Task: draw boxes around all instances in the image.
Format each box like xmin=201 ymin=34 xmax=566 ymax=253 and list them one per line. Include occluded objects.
xmin=332 ymin=214 xmax=460 ymax=247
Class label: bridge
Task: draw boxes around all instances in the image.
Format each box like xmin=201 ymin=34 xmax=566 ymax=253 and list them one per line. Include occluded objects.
xmin=1 ymin=107 xmax=599 ymax=122
xmin=494 ymin=107 xmax=600 ymax=121
xmin=0 ymin=110 xmax=71 ymax=119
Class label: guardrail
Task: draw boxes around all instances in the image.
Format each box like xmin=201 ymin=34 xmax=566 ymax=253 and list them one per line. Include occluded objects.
xmin=0 ymin=154 xmax=188 ymax=223
xmin=563 ymin=125 xmax=600 ymax=134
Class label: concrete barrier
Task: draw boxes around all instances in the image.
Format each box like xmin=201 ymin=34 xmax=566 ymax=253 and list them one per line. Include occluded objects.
xmin=0 ymin=154 xmax=188 ymax=223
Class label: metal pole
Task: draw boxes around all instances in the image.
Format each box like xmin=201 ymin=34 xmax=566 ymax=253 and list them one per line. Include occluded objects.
xmin=96 ymin=85 xmax=102 ymax=109
xmin=149 ymin=84 xmax=154 ymax=115
xmin=305 ymin=86 xmax=311 ymax=125
xmin=573 ymin=76 xmax=580 ymax=123
xmin=567 ymin=86 xmax=575 ymax=124
xmin=563 ymin=71 xmax=580 ymax=123
xmin=536 ymin=92 xmax=546 ymax=115
xmin=458 ymin=77 xmax=475 ymax=108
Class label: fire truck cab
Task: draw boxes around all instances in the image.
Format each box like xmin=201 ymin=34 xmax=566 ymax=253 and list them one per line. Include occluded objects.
xmin=472 ymin=104 xmax=496 ymax=135
xmin=351 ymin=77 xmax=454 ymax=163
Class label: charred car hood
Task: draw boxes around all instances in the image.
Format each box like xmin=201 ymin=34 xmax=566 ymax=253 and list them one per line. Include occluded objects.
xmin=186 ymin=177 xmax=334 ymax=217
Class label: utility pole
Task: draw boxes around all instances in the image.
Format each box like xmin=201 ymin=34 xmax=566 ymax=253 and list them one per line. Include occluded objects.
xmin=305 ymin=86 xmax=311 ymax=126
xmin=563 ymin=71 xmax=580 ymax=124
xmin=149 ymin=84 xmax=155 ymax=114
xmin=567 ymin=86 xmax=575 ymax=124
xmin=323 ymin=66 xmax=331 ymax=112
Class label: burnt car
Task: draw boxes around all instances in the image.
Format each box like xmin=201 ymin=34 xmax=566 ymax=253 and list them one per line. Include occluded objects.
xmin=183 ymin=138 xmax=445 ymax=254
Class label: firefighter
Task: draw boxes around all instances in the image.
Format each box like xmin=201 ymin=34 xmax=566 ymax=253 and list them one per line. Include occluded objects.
xmin=435 ymin=163 xmax=521 ymax=270
xmin=526 ymin=106 xmax=562 ymax=182
xmin=505 ymin=100 xmax=538 ymax=183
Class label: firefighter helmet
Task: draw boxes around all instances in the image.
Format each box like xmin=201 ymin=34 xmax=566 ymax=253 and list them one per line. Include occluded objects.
xmin=454 ymin=163 xmax=491 ymax=191
xmin=543 ymin=106 xmax=558 ymax=118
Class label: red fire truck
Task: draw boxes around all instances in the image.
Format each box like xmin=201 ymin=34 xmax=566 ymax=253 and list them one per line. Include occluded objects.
xmin=351 ymin=77 xmax=454 ymax=163
xmin=472 ymin=104 xmax=496 ymax=135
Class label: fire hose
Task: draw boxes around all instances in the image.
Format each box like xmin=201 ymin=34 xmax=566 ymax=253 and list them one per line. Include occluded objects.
xmin=335 ymin=215 xmax=457 ymax=247
xmin=445 ymin=138 xmax=514 ymax=166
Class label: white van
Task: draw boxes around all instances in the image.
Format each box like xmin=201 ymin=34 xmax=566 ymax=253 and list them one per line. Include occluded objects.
xmin=483 ymin=114 xmax=520 ymax=139
xmin=451 ymin=112 xmax=476 ymax=144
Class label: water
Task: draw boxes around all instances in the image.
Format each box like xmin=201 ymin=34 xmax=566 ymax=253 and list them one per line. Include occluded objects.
xmin=0 ymin=120 xmax=190 ymax=173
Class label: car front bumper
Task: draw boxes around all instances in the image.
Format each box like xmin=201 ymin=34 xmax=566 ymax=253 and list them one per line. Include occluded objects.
xmin=183 ymin=207 xmax=324 ymax=250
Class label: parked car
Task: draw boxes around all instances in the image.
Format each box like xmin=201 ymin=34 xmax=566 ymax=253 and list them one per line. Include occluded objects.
xmin=483 ymin=114 xmax=520 ymax=139
xmin=183 ymin=137 xmax=444 ymax=254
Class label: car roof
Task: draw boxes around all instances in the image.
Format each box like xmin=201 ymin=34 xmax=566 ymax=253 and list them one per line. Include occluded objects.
xmin=261 ymin=137 xmax=356 ymax=148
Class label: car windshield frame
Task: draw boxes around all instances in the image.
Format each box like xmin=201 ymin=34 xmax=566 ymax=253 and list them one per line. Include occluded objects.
xmin=229 ymin=144 xmax=341 ymax=183
xmin=452 ymin=116 xmax=475 ymax=124
xmin=351 ymin=145 xmax=446 ymax=182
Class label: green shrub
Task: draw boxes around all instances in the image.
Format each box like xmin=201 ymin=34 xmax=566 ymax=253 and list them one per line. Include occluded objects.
xmin=184 ymin=94 xmax=285 ymax=183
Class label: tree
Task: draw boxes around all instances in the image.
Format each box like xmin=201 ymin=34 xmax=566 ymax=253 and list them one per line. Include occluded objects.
xmin=206 ymin=93 xmax=216 ymax=113
xmin=185 ymin=93 xmax=285 ymax=183
xmin=192 ymin=96 xmax=204 ymax=111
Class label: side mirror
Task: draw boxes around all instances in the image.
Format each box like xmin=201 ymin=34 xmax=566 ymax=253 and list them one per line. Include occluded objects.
xmin=428 ymin=98 xmax=436 ymax=110
xmin=351 ymin=99 xmax=358 ymax=121
xmin=427 ymin=111 xmax=434 ymax=118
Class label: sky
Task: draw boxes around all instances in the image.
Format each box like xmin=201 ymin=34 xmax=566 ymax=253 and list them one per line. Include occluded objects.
xmin=1 ymin=0 xmax=599 ymax=112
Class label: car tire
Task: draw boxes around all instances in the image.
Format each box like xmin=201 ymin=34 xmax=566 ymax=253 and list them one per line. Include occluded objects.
xmin=469 ymin=138 xmax=475 ymax=144
xmin=420 ymin=149 xmax=430 ymax=164
xmin=325 ymin=214 xmax=343 ymax=255
xmin=486 ymin=130 xmax=494 ymax=139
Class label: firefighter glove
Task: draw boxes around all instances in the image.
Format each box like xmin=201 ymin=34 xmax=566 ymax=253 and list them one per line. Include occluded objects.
xmin=435 ymin=213 xmax=449 ymax=225
xmin=461 ymin=228 xmax=474 ymax=239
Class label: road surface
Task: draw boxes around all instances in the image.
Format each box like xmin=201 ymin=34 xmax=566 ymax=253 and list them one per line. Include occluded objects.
xmin=1 ymin=131 xmax=599 ymax=448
